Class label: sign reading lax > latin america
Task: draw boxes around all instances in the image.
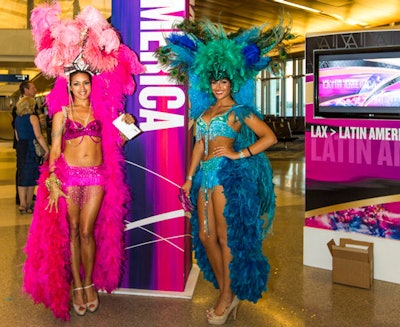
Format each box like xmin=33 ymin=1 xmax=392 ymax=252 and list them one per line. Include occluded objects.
xmin=309 ymin=124 xmax=400 ymax=167
xmin=311 ymin=125 xmax=400 ymax=141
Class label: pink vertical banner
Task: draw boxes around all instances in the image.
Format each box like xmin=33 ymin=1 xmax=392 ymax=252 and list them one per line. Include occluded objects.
xmin=112 ymin=0 xmax=194 ymax=291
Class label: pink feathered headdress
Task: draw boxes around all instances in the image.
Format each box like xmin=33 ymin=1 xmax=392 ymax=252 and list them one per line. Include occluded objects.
xmin=30 ymin=1 xmax=145 ymax=116
xmin=31 ymin=2 xmax=123 ymax=78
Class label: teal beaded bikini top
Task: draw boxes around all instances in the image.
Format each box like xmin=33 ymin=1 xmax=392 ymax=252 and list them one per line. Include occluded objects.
xmin=196 ymin=109 xmax=238 ymax=156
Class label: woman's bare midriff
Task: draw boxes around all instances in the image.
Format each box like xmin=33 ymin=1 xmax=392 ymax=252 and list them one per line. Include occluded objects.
xmin=63 ymin=136 xmax=103 ymax=166
xmin=202 ymin=136 xmax=235 ymax=161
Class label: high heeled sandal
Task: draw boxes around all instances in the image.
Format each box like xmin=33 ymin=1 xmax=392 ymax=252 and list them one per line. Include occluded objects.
xmin=207 ymin=296 xmax=240 ymax=325
xmin=72 ymin=287 xmax=87 ymax=316
xmin=83 ymin=284 xmax=99 ymax=313
xmin=206 ymin=307 xmax=215 ymax=315
xmin=26 ymin=203 xmax=34 ymax=214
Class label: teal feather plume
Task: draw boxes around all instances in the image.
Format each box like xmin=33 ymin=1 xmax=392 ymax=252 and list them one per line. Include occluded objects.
xmin=156 ymin=15 xmax=294 ymax=114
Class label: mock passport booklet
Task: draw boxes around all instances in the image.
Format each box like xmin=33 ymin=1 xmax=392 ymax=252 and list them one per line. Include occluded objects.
xmin=113 ymin=115 xmax=142 ymax=140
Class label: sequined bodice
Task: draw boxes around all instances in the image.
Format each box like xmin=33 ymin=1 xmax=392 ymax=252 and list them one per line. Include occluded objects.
xmin=63 ymin=118 xmax=102 ymax=143
xmin=196 ymin=109 xmax=238 ymax=156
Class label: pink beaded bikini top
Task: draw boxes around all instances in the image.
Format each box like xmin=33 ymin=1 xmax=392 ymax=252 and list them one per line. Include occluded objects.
xmin=63 ymin=118 xmax=102 ymax=143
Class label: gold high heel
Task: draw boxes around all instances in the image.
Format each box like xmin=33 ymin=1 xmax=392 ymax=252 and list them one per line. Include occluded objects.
xmin=83 ymin=284 xmax=99 ymax=313
xmin=207 ymin=296 xmax=240 ymax=325
xmin=72 ymin=287 xmax=87 ymax=316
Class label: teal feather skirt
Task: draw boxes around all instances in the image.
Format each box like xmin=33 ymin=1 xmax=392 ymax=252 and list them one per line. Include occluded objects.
xmin=190 ymin=152 xmax=276 ymax=303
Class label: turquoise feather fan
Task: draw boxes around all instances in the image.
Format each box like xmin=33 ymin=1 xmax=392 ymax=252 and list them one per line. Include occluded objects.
xmin=155 ymin=17 xmax=294 ymax=118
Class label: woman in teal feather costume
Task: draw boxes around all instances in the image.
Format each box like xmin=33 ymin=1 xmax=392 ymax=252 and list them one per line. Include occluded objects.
xmin=183 ymin=80 xmax=277 ymax=325
xmin=156 ymin=18 xmax=293 ymax=325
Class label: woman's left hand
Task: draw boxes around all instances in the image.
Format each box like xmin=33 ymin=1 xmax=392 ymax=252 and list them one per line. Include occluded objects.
xmin=118 ymin=113 xmax=136 ymax=143
xmin=121 ymin=113 xmax=136 ymax=124
xmin=213 ymin=146 xmax=237 ymax=160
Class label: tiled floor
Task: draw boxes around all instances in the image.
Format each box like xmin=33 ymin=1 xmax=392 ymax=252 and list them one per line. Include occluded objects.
xmin=1 ymin=139 xmax=400 ymax=327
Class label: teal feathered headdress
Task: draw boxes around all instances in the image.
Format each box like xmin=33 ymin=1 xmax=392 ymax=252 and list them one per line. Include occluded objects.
xmin=155 ymin=18 xmax=294 ymax=119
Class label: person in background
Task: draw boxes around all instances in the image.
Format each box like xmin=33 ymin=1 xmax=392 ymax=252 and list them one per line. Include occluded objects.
xmin=12 ymin=81 xmax=39 ymax=205
xmin=11 ymin=104 xmax=19 ymax=204
xmin=157 ymin=18 xmax=292 ymax=325
xmin=19 ymin=81 xmax=39 ymax=114
xmin=14 ymin=97 xmax=49 ymax=213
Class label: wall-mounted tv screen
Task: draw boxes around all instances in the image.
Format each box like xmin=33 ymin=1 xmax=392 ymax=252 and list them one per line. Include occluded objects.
xmin=314 ymin=46 xmax=400 ymax=119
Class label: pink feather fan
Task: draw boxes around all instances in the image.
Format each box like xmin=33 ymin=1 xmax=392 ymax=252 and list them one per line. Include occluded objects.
xmin=30 ymin=2 xmax=123 ymax=78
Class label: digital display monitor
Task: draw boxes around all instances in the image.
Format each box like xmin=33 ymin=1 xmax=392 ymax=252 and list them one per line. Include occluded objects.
xmin=314 ymin=46 xmax=400 ymax=119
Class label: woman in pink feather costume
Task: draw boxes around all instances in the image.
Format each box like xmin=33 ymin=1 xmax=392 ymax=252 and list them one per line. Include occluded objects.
xmin=22 ymin=2 xmax=145 ymax=321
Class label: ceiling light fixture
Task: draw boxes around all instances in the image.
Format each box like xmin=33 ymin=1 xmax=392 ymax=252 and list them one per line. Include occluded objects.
xmin=273 ymin=0 xmax=369 ymax=27
xmin=319 ymin=12 xmax=368 ymax=27
xmin=345 ymin=19 xmax=369 ymax=27
xmin=273 ymin=0 xmax=321 ymax=14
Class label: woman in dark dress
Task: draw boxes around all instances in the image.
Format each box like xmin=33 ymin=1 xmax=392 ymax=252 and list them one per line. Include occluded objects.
xmin=14 ymin=97 xmax=49 ymax=213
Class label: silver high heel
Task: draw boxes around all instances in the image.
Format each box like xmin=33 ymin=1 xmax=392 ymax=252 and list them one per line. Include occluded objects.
xmin=72 ymin=287 xmax=87 ymax=316
xmin=206 ymin=307 xmax=215 ymax=319
xmin=83 ymin=284 xmax=99 ymax=313
xmin=207 ymin=296 xmax=240 ymax=325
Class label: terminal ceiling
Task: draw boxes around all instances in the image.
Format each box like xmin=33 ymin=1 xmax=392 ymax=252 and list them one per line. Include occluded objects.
xmin=1 ymin=0 xmax=399 ymax=98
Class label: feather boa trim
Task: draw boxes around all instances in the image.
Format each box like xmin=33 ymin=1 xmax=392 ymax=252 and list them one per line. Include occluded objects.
xmin=22 ymin=163 xmax=70 ymax=320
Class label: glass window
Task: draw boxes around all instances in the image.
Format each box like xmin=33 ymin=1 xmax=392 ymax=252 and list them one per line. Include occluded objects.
xmin=285 ymin=60 xmax=293 ymax=117
xmin=257 ymin=57 xmax=305 ymax=117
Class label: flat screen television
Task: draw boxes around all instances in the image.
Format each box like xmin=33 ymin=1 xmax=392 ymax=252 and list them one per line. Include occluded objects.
xmin=314 ymin=46 xmax=400 ymax=119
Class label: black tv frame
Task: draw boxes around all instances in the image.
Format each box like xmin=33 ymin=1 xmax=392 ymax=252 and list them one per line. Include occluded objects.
xmin=313 ymin=46 xmax=400 ymax=119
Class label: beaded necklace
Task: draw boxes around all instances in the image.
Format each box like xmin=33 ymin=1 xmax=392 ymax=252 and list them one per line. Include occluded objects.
xmin=67 ymin=104 xmax=93 ymax=145
xmin=70 ymin=103 xmax=91 ymax=129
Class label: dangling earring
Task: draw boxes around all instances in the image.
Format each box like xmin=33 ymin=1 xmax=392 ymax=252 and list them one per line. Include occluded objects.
xmin=68 ymin=91 xmax=73 ymax=107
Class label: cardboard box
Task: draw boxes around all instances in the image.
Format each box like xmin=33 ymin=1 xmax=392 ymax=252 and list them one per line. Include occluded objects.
xmin=327 ymin=238 xmax=374 ymax=289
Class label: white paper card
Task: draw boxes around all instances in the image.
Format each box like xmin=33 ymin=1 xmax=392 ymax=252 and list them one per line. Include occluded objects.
xmin=112 ymin=115 xmax=142 ymax=140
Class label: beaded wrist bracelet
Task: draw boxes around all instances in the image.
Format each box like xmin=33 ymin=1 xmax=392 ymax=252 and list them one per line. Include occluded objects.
xmin=45 ymin=176 xmax=62 ymax=191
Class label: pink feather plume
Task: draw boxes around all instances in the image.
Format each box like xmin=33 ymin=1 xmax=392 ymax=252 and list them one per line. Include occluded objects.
xmin=30 ymin=1 xmax=129 ymax=78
